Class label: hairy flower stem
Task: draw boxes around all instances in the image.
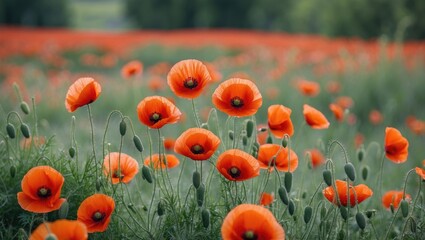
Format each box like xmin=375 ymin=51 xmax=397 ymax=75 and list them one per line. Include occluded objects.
xmin=191 ymin=99 xmax=201 ymax=127
xmin=87 ymin=104 xmax=98 ymax=192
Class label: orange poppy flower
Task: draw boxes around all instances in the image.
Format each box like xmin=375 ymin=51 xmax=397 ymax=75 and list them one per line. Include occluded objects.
xmin=121 ymin=60 xmax=143 ymax=79
xmin=326 ymin=80 xmax=341 ymax=94
xmin=405 ymin=116 xmax=425 ymax=135
xmin=369 ymin=110 xmax=383 ymax=125
xmin=257 ymin=144 xmax=298 ymax=172
xmin=354 ymin=133 xmax=365 ymax=148
xmin=216 ymin=149 xmax=260 ymax=181
xmin=167 ymin=59 xmax=211 ymax=99
xmin=322 ymin=180 xmax=373 ymax=207
xmin=303 ymin=104 xmax=330 ymax=129
xmin=103 ymin=152 xmax=139 ymax=184
xmin=415 ymin=167 xmax=425 ymax=180
xmin=267 ymin=104 xmax=294 ymax=138
xmin=212 ymin=78 xmax=262 ymax=117
xmin=17 ymin=166 xmax=66 ymax=213
xmin=205 ymin=62 xmax=222 ymax=83
xmin=148 ymin=76 xmax=165 ymax=91
xmin=221 ymin=204 xmax=285 ymax=240
xmin=335 ymin=96 xmax=354 ymax=109
xmin=144 ymin=154 xmax=180 ymax=169
xmin=77 ymin=193 xmax=115 ymax=233
xmin=29 ymin=220 xmax=88 ymax=240
xmin=65 ymin=77 xmax=101 ymax=112
xmin=136 ymin=96 xmax=182 ymax=129
xmin=329 ymin=103 xmax=344 ymax=122
xmin=174 ymin=128 xmax=221 ymax=161
xmin=163 ymin=137 xmax=176 ymax=151
xmin=384 ymin=127 xmax=409 ymax=163
xmin=382 ymin=191 xmax=411 ymax=210
xmin=20 ymin=136 xmax=46 ymax=149
xmin=260 ymin=192 xmax=274 ymax=206
xmin=305 ymin=149 xmax=325 ymax=169
xmin=295 ymin=79 xmax=320 ymax=97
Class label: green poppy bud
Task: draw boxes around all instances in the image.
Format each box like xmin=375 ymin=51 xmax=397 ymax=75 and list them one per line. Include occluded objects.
xmin=69 ymin=147 xmax=76 ymax=158
xmin=278 ymin=186 xmax=289 ymax=205
xmin=266 ymin=135 xmax=273 ymax=144
xmin=197 ymin=183 xmax=205 ymax=207
xmin=133 ymin=135 xmax=144 ymax=152
xmin=361 ymin=166 xmax=369 ymax=181
xmin=304 ymin=206 xmax=313 ymax=224
xmin=365 ymin=209 xmax=376 ymax=219
xmin=323 ymin=169 xmax=333 ymax=186
xmin=355 ymin=212 xmax=366 ymax=230
xmin=339 ymin=206 xmax=348 ymax=221
xmin=20 ymin=123 xmax=30 ymax=138
xmin=281 ymin=137 xmax=288 ymax=148
xmin=284 ymin=172 xmax=292 ymax=192
xmin=201 ymin=208 xmax=210 ymax=228
xmin=58 ymin=200 xmax=69 ymax=219
xmin=6 ymin=123 xmax=16 ymax=139
xmin=20 ymin=101 xmax=30 ymax=115
xmin=344 ymin=162 xmax=356 ymax=181
xmin=246 ymin=120 xmax=254 ymax=138
xmin=400 ymin=199 xmax=409 ymax=218
xmin=356 ymin=146 xmax=365 ymax=162
xmin=119 ymin=120 xmax=127 ymax=136
xmin=10 ymin=165 xmax=16 ymax=178
xmin=228 ymin=130 xmax=234 ymax=140
xmin=288 ymin=200 xmax=295 ymax=216
xmin=142 ymin=165 xmax=153 ymax=183
xmin=157 ymin=200 xmax=165 ymax=216
xmin=193 ymin=171 xmax=201 ymax=189
xmin=242 ymin=135 xmax=248 ymax=146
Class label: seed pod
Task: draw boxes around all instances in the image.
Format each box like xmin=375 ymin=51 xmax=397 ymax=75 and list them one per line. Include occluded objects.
xmin=20 ymin=123 xmax=30 ymax=138
xmin=133 ymin=135 xmax=144 ymax=152
xmin=20 ymin=101 xmax=30 ymax=115
xmin=356 ymin=146 xmax=365 ymax=162
xmin=284 ymin=172 xmax=292 ymax=192
xmin=304 ymin=206 xmax=313 ymax=224
xmin=201 ymin=123 xmax=209 ymax=130
xmin=278 ymin=186 xmax=289 ymax=205
xmin=6 ymin=123 xmax=16 ymax=139
xmin=246 ymin=120 xmax=254 ymax=138
xmin=10 ymin=165 xmax=16 ymax=178
xmin=58 ymin=200 xmax=69 ymax=219
xmin=192 ymin=171 xmax=201 ymax=189
xmin=365 ymin=209 xmax=376 ymax=219
xmin=119 ymin=120 xmax=127 ymax=136
xmin=361 ymin=166 xmax=369 ymax=181
xmin=344 ymin=162 xmax=356 ymax=181
xmin=320 ymin=205 xmax=327 ymax=220
xmin=196 ymin=183 xmax=205 ymax=207
xmin=157 ymin=200 xmax=165 ymax=216
xmin=400 ymin=199 xmax=409 ymax=218
xmin=323 ymin=169 xmax=333 ymax=186
xmin=242 ymin=135 xmax=248 ymax=146
xmin=69 ymin=147 xmax=76 ymax=158
xmin=355 ymin=212 xmax=366 ymax=230
xmin=288 ymin=200 xmax=295 ymax=216
xmin=281 ymin=137 xmax=288 ymax=148
xmin=339 ymin=207 xmax=348 ymax=221
xmin=142 ymin=165 xmax=153 ymax=183
xmin=201 ymin=208 xmax=210 ymax=228
xmin=266 ymin=135 xmax=273 ymax=144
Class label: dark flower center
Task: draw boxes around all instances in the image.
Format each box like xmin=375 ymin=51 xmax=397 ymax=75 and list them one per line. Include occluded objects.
xmin=113 ymin=170 xmax=124 ymax=180
xmin=191 ymin=144 xmax=204 ymax=154
xmin=92 ymin=211 xmax=105 ymax=222
xmin=150 ymin=112 xmax=162 ymax=123
xmin=37 ymin=186 xmax=52 ymax=198
xmin=242 ymin=230 xmax=257 ymax=240
xmin=228 ymin=167 xmax=241 ymax=178
xmin=231 ymin=97 xmax=244 ymax=108
xmin=184 ymin=77 xmax=198 ymax=89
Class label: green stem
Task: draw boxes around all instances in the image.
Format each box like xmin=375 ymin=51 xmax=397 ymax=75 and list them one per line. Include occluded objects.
xmin=87 ymin=104 xmax=98 ymax=192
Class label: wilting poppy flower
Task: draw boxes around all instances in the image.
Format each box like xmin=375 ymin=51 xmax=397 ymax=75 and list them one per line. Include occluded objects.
xmin=415 ymin=167 xmax=425 ymax=180
xmin=322 ymin=180 xmax=373 ymax=207
xmin=163 ymin=137 xmax=176 ymax=151
xmin=384 ymin=127 xmax=409 ymax=163
xmin=29 ymin=220 xmax=88 ymax=240
xmin=260 ymin=192 xmax=274 ymax=206
xmin=268 ymin=105 xmax=294 ymax=138
xmin=167 ymin=59 xmax=211 ymax=99
xmin=103 ymin=152 xmax=139 ymax=184
xmin=136 ymin=96 xmax=182 ymax=129
xmin=17 ymin=166 xmax=66 ymax=213
xmin=295 ymin=79 xmax=320 ymax=97
xmin=212 ymin=78 xmax=262 ymax=117
xmin=216 ymin=149 xmax=260 ymax=181
xmin=382 ymin=191 xmax=411 ymax=210
xmin=305 ymin=149 xmax=325 ymax=169
xmin=369 ymin=110 xmax=383 ymax=125
xmin=257 ymin=144 xmax=298 ymax=172
xmin=221 ymin=204 xmax=285 ymax=240
xmin=174 ymin=128 xmax=221 ymax=161
xmin=303 ymin=104 xmax=330 ymax=129
xmin=65 ymin=77 xmax=101 ymax=112
xmin=329 ymin=103 xmax=344 ymax=122
xmin=121 ymin=60 xmax=143 ymax=79
xmin=77 ymin=193 xmax=115 ymax=233
xmin=144 ymin=154 xmax=180 ymax=169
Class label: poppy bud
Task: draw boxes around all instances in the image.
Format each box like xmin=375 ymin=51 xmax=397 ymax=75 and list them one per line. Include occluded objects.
xmin=281 ymin=137 xmax=288 ymax=148
xmin=266 ymin=135 xmax=273 ymax=144
xmin=142 ymin=205 xmax=148 ymax=211
xmin=6 ymin=123 xmax=16 ymax=139
xmin=193 ymin=171 xmax=201 ymax=189
xmin=69 ymin=147 xmax=76 ymax=158
xmin=361 ymin=166 xmax=369 ymax=181
xmin=10 ymin=165 xmax=16 ymax=178
xmin=302 ymin=191 xmax=307 ymax=199
xmin=251 ymin=149 xmax=258 ymax=159
xmin=201 ymin=208 xmax=210 ymax=228
xmin=20 ymin=101 xmax=30 ymax=115
xmin=228 ymin=130 xmax=234 ymax=140
xmin=365 ymin=209 xmax=376 ymax=219
xmin=320 ymin=205 xmax=327 ymax=220
xmin=246 ymin=120 xmax=254 ymax=138
xmin=356 ymin=146 xmax=365 ymax=162
xmin=58 ymin=200 xmax=69 ymax=219
xmin=278 ymin=186 xmax=289 ymax=205
xmin=323 ymin=169 xmax=333 ymax=186
xmin=142 ymin=165 xmax=153 ymax=183
xmin=339 ymin=206 xmax=348 ymax=221
xmin=284 ymin=172 xmax=292 ymax=192
xmin=344 ymin=162 xmax=356 ymax=181
xmin=242 ymin=135 xmax=248 ymax=146
xmin=20 ymin=123 xmax=30 ymax=138
xmin=119 ymin=120 xmax=127 ymax=136
xmin=400 ymin=199 xmax=409 ymax=218
xmin=197 ymin=183 xmax=205 ymax=207
xmin=304 ymin=206 xmax=313 ymax=224
xmin=288 ymin=200 xmax=295 ymax=216
xmin=201 ymin=123 xmax=209 ymax=130
xmin=410 ymin=219 xmax=417 ymax=233
xmin=157 ymin=200 xmax=165 ymax=216
xmin=355 ymin=212 xmax=366 ymax=230
xmin=133 ymin=135 xmax=144 ymax=152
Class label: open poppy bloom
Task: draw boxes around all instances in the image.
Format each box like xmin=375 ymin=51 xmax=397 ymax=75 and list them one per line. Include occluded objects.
xmin=29 ymin=220 xmax=88 ymax=240
xmin=163 ymin=137 xmax=176 ymax=151
xmin=17 ymin=166 xmax=66 ymax=213
xmin=65 ymin=77 xmax=101 ymax=112
xmin=322 ymin=180 xmax=373 ymax=207
xmin=221 ymin=204 xmax=285 ymax=240
xmin=329 ymin=103 xmax=344 ymax=122
xmin=136 ymin=96 xmax=182 ymax=129
xmin=144 ymin=153 xmax=180 ymax=169
xmin=295 ymin=79 xmax=320 ymax=97
xmin=216 ymin=149 xmax=260 ymax=181
xmin=305 ymin=148 xmax=325 ymax=169
xmin=167 ymin=59 xmax=211 ymax=99
xmin=77 ymin=193 xmax=115 ymax=233
xmin=259 ymin=192 xmax=274 ymax=206
xmin=382 ymin=191 xmax=411 ymax=210
xmin=174 ymin=128 xmax=221 ymax=161
xmin=369 ymin=109 xmax=383 ymax=125
xmin=415 ymin=167 xmax=425 ymax=180
xmin=303 ymin=104 xmax=330 ymax=129
xmin=384 ymin=127 xmax=409 ymax=163
xmin=257 ymin=144 xmax=298 ymax=172
xmin=121 ymin=60 xmax=143 ymax=79
xmin=212 ymin=78 xmax=262 ymax=117
xmin=267 ymin=104 xmax=294 ymax=138
xmin=335 ymin=96 xmax=354 ymax=109
xmin=103 ymin=152 xmax=139 ymax=184
xmin=405 ymin=116 xmax=425 ymax=135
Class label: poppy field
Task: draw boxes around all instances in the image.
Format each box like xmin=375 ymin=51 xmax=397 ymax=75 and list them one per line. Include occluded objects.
xmin=1 ymin=27 xmax=425 ymax=239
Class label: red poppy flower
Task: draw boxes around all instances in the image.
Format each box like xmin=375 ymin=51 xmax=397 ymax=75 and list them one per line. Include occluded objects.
xmin=174 ymin=128 xmax=221 ymax=161
xmin=305 ymin=149 xmax=325 ymax=168
xmin=295 ymin=79 xmax=320 ymax=97
xmin=77 ymin=193 xmax=115 ymax=233
xmin=335 ymin=96 xmax=354 ymax=109
xmin=354 ymin=133 xmax=365 ymax=148
xmin=221 ymin=204 xmax=285 ymax=240
xmin=167 ymin=59 xmax=211 ymax=99
xmin=65 ymin=77 xmax=101 ymax=112
xmin=322 ymin=180 xmax=373 ymax=207
xmin=29 ymin=220 xmax=88 ymax=240
xmin=148 ymin=76 xmax=166 ymax=92
xmin=326 ymin=80 xmax=341 ymax=94
xmin=415 ymin=167 xmax=425 ymax=180
xmin=267 ymin=105 xmax=294 ymax=138
xmin=260 ymin=192 xmax=274 ymax=206
xmin=121 ymin=60 xmax=143 ymax=79
xmin=136 ymin=96 xmax=182 ymax=129
xmin=144 ymin=154 xmax=180 ymax=169
xmin=406 ymin=116 xmax=425 ymax=135
xmin=205 ymin=62 xmax=222 ymax=83
xmin=17 ymin=166 xmax=66 ymax=213
xmin=257 ymin=144 xmax=298 ymax=172
xmin=212 ymin=78 xmax=262 ymax=117
xmin=384 ymin=127 xmax=409 ymax=163
xmin=369 ymin=110 xmax=383 ymax=125
xmin=20 ymin=136 xmax=46 ymax=149
xmin=329 ymin=103 xmax=344 ymax=122
xmin=382 ymin=191 xmax=411 ymax=210
xmin=103 ymin=152 xmax=139 ymax=184
xmin=303 ymin=104 xmax=330 ymax=129
xmin=163 ymin=137 xmax=176 ymax=151
xmin=216 ymin=149 xmax=260 ymax=181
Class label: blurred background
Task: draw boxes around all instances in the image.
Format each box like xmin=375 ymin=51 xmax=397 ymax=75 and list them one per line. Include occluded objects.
xmin=1 ymin=0 xmax=425 ymax=40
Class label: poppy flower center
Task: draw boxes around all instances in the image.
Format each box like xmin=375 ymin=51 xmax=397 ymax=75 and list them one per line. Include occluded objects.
xmin=92 ymin=211 xmax=105 ymax=222
xmin=191 ymin=144 xmax=204 ymax=154
xmin=37 ymin=186 xmax=52 ymax=198
xmin=242 ymin=230 xmax=257 ymax=240
xmin=184 ymin=77 xmax=198 ymax=89
xmin=228 ymin=167 xmax=241 ymax=178
xmin=113 ymin=170 xmax=124 ymax=180
xmin=150 ymin=112 xmax=162 ymax=123
xmin=231 ymin=97 xmax=244 ymax=108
